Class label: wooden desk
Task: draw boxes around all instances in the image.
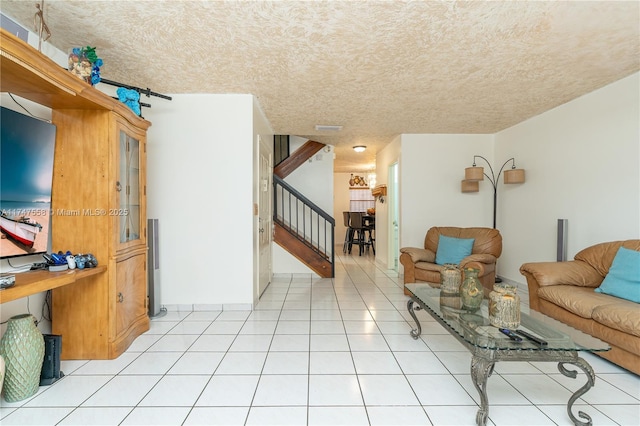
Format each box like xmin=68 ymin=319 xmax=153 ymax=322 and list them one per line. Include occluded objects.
xmin=0 ymin=266 xmax=106 ymax=304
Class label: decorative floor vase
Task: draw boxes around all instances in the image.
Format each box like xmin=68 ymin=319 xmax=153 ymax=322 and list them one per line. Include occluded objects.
xmin=0 ymin=314 xmax=45 ymax=402
xmin=0 ymin=354 xmax=5 ymax=395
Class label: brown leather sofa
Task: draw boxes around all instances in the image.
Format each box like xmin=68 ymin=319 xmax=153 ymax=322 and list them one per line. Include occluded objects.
xmin=520 ymin=240 xmax=640 ymax=375
xmin=400 ymin=227 xmax=503 ymax=295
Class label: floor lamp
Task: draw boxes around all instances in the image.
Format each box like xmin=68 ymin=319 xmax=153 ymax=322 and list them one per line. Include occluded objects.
xmin=461 ymin=155 xmax=525 ymax=228
xmin=461 ymin=155 xmax=525 ymax=282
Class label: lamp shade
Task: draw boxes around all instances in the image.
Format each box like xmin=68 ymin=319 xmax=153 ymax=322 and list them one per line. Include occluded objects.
xmin=465 ymin=167 xmax=484 ymax=181
xmin=461 ymin=180 xmax=479 ymax=193
xmin=353 ymin=145 xmax=366 ymax=153
xmin=504 ymin=168 xmax=525 ymax=184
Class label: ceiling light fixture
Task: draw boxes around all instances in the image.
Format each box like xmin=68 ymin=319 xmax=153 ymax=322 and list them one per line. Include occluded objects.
xmin=315 ymin=124 xmax=342 ymax=132
xmin=353 ymin=145 xmax=366 ymax=153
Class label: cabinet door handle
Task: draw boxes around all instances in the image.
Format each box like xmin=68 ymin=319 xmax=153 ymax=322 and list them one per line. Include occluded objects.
xmin=116 ymin=181 xmax=122 ymax=192
xmin=117 ymin=292 xmax=124 ymax=303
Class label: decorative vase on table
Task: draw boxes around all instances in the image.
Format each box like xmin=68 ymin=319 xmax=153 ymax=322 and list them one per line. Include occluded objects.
xmin=461 ymin=268 xmax=483 ymax=311
xmin=0 ymin=354 xmax=5 ymax=395
xmin=0 ymin=314 xmax=45 ymax=402
xmin=440 ymin=263 xmax=461 ymax=294
xmin=489 ymin=283 xmax=521 ymax=329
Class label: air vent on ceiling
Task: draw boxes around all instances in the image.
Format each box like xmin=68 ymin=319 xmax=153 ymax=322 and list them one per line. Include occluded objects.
xmin=315 ymin=125 xmax=343 ymax=132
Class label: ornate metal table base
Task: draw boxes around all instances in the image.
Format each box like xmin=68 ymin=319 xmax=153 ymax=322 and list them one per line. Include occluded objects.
xmin=407 ymin=296 xmax=597 ymax=426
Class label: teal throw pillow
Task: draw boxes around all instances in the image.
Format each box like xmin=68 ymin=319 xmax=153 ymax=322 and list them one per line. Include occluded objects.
xmin=595 ymin=247 xmax=640 ymax=303
xmin=435 ymin=235 xmax=475 ymax=265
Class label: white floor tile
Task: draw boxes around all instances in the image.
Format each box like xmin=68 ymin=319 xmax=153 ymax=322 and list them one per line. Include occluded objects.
xmin=120 ymin=406 xmax=191 ymax=425
xmin=384 ymin=334 xmax=431 ymax=352
xmin=358 ymin=375 xmax=420 ymax=406
xmin=139 ymin=375 xmax=210 ymax=406
xmin=215 ymin=352 xmax=267 ymax=374
xmin=310 ymin=320 xmax=346 ymax=334
xmin=184 ymin=311 xmax=222 ymax=321
xmin=0 ymin=407 xmax=74 ymax=425
xmin=347 ymin=334 xmax=390 ymax=351
xmin=500 ymin=374 xmax=572 ymax=404
xmin=168 ymin=351 xmax=224 ymax=374
xmin=229 ymin=334 xmax=273 ymax=351
xmin=593 ymin=403 xmax=640 ymax=425
xmin=366 ymin=406 xmax=433 ymax=426
xmin=188 ymin=334 xmax=235 ymax=351
xmin=270 ymin=334 xmax=310 ymax=351
xmin=340 ymin=310 xmax=374 ymax=321
xmin=488 ymin=404 xmax=556 ymax=425
xmin=239 ymin=320 xmax=278 ymax=334
xmin=311 ymin=310 xmax=343 ymax=320
xmin=395 ymin=351 xmax=449 ymax=374
xmin=536 ymin=403 xmax=618 ymax=425
xmin=407 ymin=374 xmax=477 ymax=406
xmin=423 ymin=405 xmax=481 ymax=426
xmin=309 ymin=375 xmax=364 ymax=406
xmin=69 ymin=353 xmax=139 ymax=375
xmin=252 ymin=375 xmax=309 ymax=406
xmin=309 ymin=352 xmax=355 ymax=374
xmin=147 ymin=334 xmax=198 ymax=351
xmin=308 ymin=406 xmax=369 ymax=425
xmin=216 ymin=310 xmax=251 ymax=321
xmin=184 ymin=407 xmax=249 ymax=425
xmin=25 ymin=375 xmax=111 ymax=407
xmin=167 ymin=320 xmax=211 ymax=334
xmin=344 ymin=320 xmax=381 ymax=334
xmin=82 ymin=375 xmax=161 ymax=406
xmin=196 ymin=375 xmax=259 ymax=406
xmin=279 ymin=310 xmax=311 ymax=320
xmin=146 ymin=320 xmax=179 ymax=334
xmin=125 ymin=334 xmax=161 ymax=352
xmin=58 ymin=407 xmax=132 ymax=425
xmin=245 ymin=406 xmax=308 ymax=425
xmin=263 ymin=351 xmax=309 ymax=374
xmin=204 ymin=320 xmax=245 ymax=335
xmin=276 ymin=320 xmax=311 ymax=334
xmin=352 ymin=351 xmax=402 ymax=374
xmin=598 ymin=372 xmax=640 ymax=400
xmin=120 ymin=352 xmax=182 ymax=375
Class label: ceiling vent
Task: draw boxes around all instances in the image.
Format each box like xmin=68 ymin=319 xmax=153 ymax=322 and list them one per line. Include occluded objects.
xmin=315 ymin=125 xmax=342 ymax=132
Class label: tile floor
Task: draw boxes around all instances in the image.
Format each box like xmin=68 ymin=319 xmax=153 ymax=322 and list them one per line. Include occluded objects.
xmin=1 ymin=250 xmax=638 ymax=425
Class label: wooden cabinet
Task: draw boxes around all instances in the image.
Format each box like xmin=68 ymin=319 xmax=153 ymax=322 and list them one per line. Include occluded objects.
xmin=0 ymin=29 xmax=151 ymax=359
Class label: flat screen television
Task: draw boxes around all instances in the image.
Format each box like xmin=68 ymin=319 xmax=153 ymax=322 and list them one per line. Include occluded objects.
xmin=1 ymin=106 xmax=57 ymax=259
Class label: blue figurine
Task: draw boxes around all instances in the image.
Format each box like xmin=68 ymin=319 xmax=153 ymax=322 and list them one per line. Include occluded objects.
xmin=116 ymin=87 xmax=141 ymax=116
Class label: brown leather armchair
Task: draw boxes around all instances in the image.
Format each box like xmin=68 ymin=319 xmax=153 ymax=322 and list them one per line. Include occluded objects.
xmin=400 ymin=226 xmax=503 ymax=295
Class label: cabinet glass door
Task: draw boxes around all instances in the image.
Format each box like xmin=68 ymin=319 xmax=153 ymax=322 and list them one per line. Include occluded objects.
xmin=119 ymin=130 xmax=140 ymax=243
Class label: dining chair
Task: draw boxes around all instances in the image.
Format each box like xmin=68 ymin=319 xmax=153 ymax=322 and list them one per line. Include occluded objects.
xmin=342 ymin=211 xmax=354 ymax=253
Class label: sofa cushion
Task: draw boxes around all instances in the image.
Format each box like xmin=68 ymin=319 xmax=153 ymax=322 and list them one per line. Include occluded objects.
xmin=592 ymin=301 xmax=640 ymax=338
xmin=435 ymin=235 xmax=474 ymax=265
xmin=537 ymin=286 xmax=620 ymax=319
xmin=595 ymin=247 xmax=640 ymax=303
xmin=575 ymin=240 xmax=640 ymax=277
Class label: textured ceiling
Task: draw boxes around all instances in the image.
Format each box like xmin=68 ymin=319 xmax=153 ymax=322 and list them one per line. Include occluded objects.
xmin=2 ymin=1 xmax=639 ymax=172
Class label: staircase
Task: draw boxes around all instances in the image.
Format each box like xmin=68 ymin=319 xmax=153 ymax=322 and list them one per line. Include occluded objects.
xmin=272 ymin=138 xmax=335 ymax=278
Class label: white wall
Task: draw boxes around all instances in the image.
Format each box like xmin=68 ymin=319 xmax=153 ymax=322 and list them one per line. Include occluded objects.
xmin=272 ymin=137 xmax=334 ymax=274
xmin=145 ymin=94 xmax=256 ymax=307
xmin=399 ymin=134 xmax=495 ymax=252
xmin=495 ymin=72 xmax=640 ymax=283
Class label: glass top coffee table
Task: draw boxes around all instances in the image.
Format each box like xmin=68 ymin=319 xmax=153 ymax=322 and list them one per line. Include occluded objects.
xmin=405 ymin=284 xmax=610 ymax=426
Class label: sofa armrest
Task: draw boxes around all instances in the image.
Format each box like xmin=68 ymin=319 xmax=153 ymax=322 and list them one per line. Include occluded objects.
xmin=460 ymin=254 xmax=497 ymax=277
xmin=519 ymin=261 xmax=603 ymax=288
xmin=399 ymin=247 xmax=436 ymax=263
xmin=520 ymin=260 xmax=603 ymax=312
